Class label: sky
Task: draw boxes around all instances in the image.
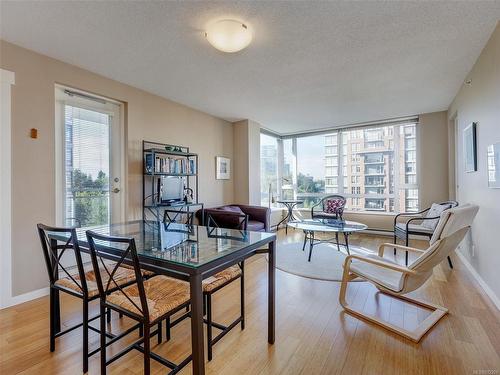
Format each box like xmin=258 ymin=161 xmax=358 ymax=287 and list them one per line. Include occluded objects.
xmin=262 ymin=133 xmax=326 ymax=180
xmin=296 ymin=135 xmax=325 ymax=180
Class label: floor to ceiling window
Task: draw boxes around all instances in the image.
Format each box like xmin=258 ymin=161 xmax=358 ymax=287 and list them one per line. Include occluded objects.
xmin=297 ymin=134 xmax=328 ymax=207
xmin=260 ymin=133 xmax=279 ymax=207
xmin=259 ymin=120 xmax=419 ymax=213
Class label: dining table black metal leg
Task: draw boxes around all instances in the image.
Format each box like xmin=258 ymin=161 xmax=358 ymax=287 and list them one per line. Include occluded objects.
xmin=344 ymin=233 xmax=350 ymax=255
xmin=302 ymin=231 xmax=308 ymax=251
xmin=189 ymin=273 xmax=205 ymax=375
xmin=268 ymin=240 xmax=276 ymax=344
xmin=335 ymin=232 xmax=340 ymax=252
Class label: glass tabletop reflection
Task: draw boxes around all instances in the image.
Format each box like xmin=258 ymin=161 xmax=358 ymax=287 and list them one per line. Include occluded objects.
xmin=287 ymin=219 xmax=368 ymax=233
xmin=49 ymin=221 xmax=275 ymax=269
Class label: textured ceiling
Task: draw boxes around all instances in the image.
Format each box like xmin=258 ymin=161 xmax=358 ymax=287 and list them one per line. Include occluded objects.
xmin=1 ymin=1 xmax=499 ymax=133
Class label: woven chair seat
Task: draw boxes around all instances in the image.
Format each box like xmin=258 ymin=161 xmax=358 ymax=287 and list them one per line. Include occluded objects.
xmin=107 ymin=275 xmax=190 ymax=322
xmin=203 ymin=265 xmax=242 ymax=293
xmin=55 ymin=264 xmax=153 ymax=298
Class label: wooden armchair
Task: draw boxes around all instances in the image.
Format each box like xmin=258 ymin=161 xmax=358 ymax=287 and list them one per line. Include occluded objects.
xmin=340 ymin=204 xmax=479 ymax=342
xmin=394 ymin=200 xmax=458 ymax=266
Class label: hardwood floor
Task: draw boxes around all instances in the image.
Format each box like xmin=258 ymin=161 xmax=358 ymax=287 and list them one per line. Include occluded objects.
xmin=1 ymin=229 xmax=499 ymax=374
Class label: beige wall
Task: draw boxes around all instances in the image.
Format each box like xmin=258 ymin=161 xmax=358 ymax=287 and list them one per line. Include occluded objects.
xmin=418 ymin=111 xmax=450 ymax=209
xmin=233 ymin=120 xmax=250 ymax=204
xmin=1 ymin=40 xmax=234 ymax=296
xmin=233 ymin=119 xmax=261 ymax=205
xmin=448 ymin=22 xmax=500 ymax=302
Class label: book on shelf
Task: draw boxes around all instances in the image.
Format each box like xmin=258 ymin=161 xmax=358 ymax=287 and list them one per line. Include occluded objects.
xmin=144 ymin=154 xmax=196 ymax=175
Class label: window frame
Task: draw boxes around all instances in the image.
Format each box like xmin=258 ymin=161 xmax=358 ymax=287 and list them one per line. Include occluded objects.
xmin=260 ymin=117 xmax=419 ymax=213
xmin=55 ymin=85 xmax=126 ymax=226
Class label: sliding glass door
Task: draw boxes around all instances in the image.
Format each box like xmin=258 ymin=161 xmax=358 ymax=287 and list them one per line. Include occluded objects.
xmin=56 ymin=87 xmax=124 ymax=227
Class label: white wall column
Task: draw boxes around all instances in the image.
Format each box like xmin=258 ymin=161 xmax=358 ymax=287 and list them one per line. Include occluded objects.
xmin=0 ymin=69 xmax=15 ymax=308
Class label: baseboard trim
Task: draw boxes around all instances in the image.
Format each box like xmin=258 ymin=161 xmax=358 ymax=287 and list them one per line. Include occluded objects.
xmin=1 ymin=287 xmax=49 ymax=309
xmin=456 ymin=251 xmax=500 ymax=311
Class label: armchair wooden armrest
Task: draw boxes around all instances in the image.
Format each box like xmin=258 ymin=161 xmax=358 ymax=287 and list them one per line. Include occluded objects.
xmin=378 ymin=243 xmax=425 ymax=257
xmin=344 ymin=254 xmax=417 ymax=275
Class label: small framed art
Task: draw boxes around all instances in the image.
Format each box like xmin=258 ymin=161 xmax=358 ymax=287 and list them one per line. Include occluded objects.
xmin=464 ymin=122 xmax=477 ymax=172
xmin=216 ymin=156 xmax=231 ymax=180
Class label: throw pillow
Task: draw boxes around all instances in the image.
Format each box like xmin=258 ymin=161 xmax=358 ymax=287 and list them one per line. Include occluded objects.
xmin=219 ymin=205 xmax=245 ymax=214
xmin=325 ymin=199 xmax=344 ymax=214
xmin=421 ymin=203 xmax=451 ymax=230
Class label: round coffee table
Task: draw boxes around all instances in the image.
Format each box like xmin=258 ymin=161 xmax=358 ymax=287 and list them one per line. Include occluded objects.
xmin=287 ymin=219 xmax=368 ymax=261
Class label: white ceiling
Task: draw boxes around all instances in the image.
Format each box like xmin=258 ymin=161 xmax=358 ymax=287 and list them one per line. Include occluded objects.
xmin=1 ymin=1 xmax=499 ymax=133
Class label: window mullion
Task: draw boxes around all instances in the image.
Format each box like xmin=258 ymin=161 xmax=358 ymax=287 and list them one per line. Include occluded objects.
xmin=292 ymin=138 xmax=297 ymax=200
xmin=338 ymin=130 xmax=344 ymax=195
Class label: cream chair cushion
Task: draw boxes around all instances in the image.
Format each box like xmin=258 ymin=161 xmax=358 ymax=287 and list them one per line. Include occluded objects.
xmin=349 ymin=254 xmax=405 ymax=292
xmin=421 ymin=203 xmax=451 ymax=230
xmin=395 ymin=222 xmax=434 ymax=234
xmin=107 ymin=275 xmax=190 ymax=322
xmin=429 ymin=204 xmax=478 ymax=244
xmin=203 ymin=265 xmax=241 ymax=293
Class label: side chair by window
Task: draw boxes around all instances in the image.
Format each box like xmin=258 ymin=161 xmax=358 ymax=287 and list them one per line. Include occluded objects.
xmin=394 ymin=200 xmax=458 ymax=267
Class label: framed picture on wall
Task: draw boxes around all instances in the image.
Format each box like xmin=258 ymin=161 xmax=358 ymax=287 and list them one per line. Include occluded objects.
xmin=487 ymin=143 xmax=500 ymax=188
xmin=216 ymin=156 xmax=231 ymax=180
xmin=464 ymin=122 xmax=477 ymax=172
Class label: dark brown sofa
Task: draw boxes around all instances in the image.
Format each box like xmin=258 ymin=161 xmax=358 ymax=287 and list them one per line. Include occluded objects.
xmin=196 ymin=204 xmax=271 ymax=232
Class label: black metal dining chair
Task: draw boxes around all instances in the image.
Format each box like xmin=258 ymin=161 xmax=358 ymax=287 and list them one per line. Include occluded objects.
xmin=167 ymin=212 xmax=245 ymax=361
xmin=311 ymin=194 xmax=346 ymax=221
xmin=86 ymin=230 xmax=192 ymax=375
xmin=203 ymin=213 xmax=245 ymax=361
xmin=37 ymin=224 xmax=140 ymax=373
xmin=393 ymin=201 xmax=459 ymax=266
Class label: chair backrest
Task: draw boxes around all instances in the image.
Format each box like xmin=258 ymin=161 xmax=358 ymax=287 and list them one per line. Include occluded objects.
xmin=37 ymin=223 xmax=88 ymax=294
xmin=429 ymin=203 xmax=475 ymax=244
xmin=86 ymin=230 xmax=148 ymax=320
xmin=432 ymin=200 xmax=459 ymax=209
xmin=403 ymin=204 xmax=479 ymax=293
xmin=206 ymin=211 xmax=249 ymax=230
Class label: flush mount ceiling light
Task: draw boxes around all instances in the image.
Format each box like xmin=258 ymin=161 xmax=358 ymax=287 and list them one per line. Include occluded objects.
xmin=205 ymin=19 xmax=253 ymax=53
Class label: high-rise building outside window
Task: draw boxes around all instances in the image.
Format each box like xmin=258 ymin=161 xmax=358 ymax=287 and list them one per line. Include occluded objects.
xmin=260 ymin=121 xmax=418 ymax=212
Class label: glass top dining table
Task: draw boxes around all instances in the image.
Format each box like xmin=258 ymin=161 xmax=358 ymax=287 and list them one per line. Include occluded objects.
xmin=51 ymin=220 xmax=276 ymax=270
xmin=48 ymin=220 xmax=277 ymax=375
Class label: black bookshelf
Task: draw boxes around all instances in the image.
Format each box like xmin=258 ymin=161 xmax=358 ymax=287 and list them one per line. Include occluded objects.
xmin=142 ymin=140 xmax=203 ymax=223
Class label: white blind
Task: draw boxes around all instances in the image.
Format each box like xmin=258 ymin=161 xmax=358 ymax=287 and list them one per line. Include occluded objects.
xmin=64 ymin=105 xmax=111 ymax=226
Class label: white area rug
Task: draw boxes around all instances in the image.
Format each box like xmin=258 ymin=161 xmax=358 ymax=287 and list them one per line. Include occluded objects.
xmin=274 ymin=241 xmax=374 ymax=282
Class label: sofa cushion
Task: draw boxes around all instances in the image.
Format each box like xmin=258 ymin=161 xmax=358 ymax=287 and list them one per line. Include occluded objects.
xmin=218 ymin=205 xmax=245 ymax=214
xmin=247 ymin=220 xmax=265 ymax=232
xmin=395 ymin=222 xmax=434 ymax=234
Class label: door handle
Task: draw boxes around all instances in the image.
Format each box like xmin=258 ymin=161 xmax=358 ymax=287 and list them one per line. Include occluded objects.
xmin=113 ymin=188 xmax=121 ymax=193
